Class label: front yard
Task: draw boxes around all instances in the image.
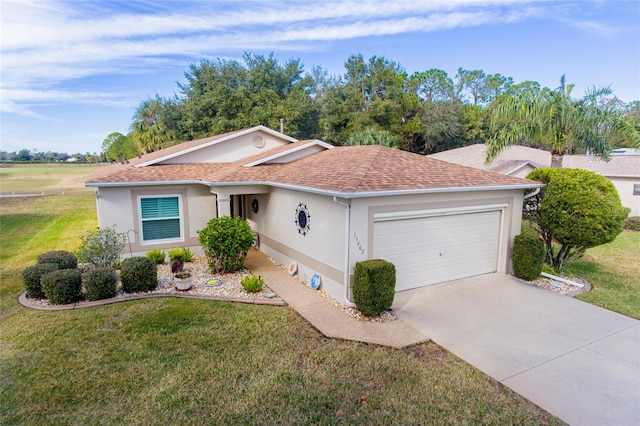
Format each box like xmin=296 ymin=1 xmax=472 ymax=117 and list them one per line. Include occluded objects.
xmin=1 ymin=193 xmax=564 ymax=424
xmin=2 ymin=192 xmax=636 ymax=423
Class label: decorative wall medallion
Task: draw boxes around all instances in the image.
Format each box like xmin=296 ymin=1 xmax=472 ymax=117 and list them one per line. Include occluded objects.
xmin=251 ymin=198 xmax=259 ymax=213
xmin=252 ymin=135 xmax=265 ymax=148
xmin=310 ymin=273 xmax=321 ymax=290
xmin=294 ymin=203 xmax=311 ymax=236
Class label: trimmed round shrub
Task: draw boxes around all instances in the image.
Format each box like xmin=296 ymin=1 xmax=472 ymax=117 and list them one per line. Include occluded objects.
xmin=120 ymin=257 xmax=157 ymax=293
xmin=41 ymin=269 xmax=83 ymax=305
xmin=22 ymin=263 xmax=59 ymax=299
xmin=83 ymin=267 xmax=117 ymax=301
xmin=353 ymin=259 xmax=396 ymax=316
xmin=37 ymin=251 xmax=78 ymax=270
xmin=198 ymin=216 xmax=254 ymax=273
xmin=513 ymin=226 xmax=545 ymax=281
xmin=526 ymin=167 xmax=627 ymax=270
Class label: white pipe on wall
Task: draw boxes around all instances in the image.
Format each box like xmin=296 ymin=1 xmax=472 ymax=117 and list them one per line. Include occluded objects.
xmin=332 ymin=196 xmax=357 ymax=308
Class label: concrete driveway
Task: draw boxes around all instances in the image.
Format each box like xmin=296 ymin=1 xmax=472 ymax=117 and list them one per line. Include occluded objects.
xmin=393 ymin=273 xmax=639 ymax=426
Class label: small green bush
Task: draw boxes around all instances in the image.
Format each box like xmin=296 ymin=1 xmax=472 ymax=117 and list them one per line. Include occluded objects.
xmin=198 ymin=216 xmax=254 ymax=273
xmin=240 ymin=275 xmax=264 ymax=293
xmin=37 ymin=251 xmax=78 ymax=269
xmin=169 ymin=247 xmax=194 ymax=262
xmin=169 ymin=247 xmax=194 ymax=263
xmin=624 ymin=216 xmax=640 ymax=231
xmin=41 ymin=269 xmax=83 ymax=305
xmin=180 ymin=247 xmax=194 ymax=262
xmin=353 ymin=259 xmax=396 ymax=316
xmin=22 ymin=263 xmax=59 ymax=299
xmin=76 ymin=225 xmax=126 ymax=268
xmin=83 ymin=267 xmax=117 ymax=301
xmin=513 ymin=226 xmax=545 ymax=281
xmin=120 ymin=257 xmax=157 ymax=293
xmin=146 ymin=249 xmax=166 ymax=265
xmin=168 ymin=247 xmax=183 ymax=262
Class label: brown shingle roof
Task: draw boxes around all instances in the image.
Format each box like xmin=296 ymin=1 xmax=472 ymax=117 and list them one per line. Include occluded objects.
xmin=562 ymin=155 xmax=640 ymax=177
xmin=88 ymin=144 xmax=538 ymax=194
xmin=428 ymin=144 xmax=552 ymax=174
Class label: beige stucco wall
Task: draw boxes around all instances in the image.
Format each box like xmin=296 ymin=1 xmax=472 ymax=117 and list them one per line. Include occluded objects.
xmin=245 ymin=187 xmax=347 ymax=301
xmin=349 ymin=189 xmax=524 ymax=290
xmin=95 ymin=181 xmax=526 ymax=302
xmin=247 ymin=187 xmax=524 ymax=302
xmin=609 ymin=176 xmax=640 ymax=217
xmin=95 ymin=184 xmax=217 ymax=256
xmin=160 ymin=130 xmax=289 ymax=164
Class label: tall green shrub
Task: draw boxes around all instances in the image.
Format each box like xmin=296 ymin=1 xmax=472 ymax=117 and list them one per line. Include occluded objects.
xmin=353 ymin=259 xmax=396 ymax=316
xmin=198 ymin=216 xmax=254 ymax=273
xmin=512 ymin=224 xmax=545 ymax=281
xmin=120 ymin=257 xmax=157 ymax=293
xmin=526 ymin=168 xmax=627 ymax=270
xmin=76 ymin=226 xmax=126 ymax=269
xmin=41 ymin=269 xmax=83 ymax=305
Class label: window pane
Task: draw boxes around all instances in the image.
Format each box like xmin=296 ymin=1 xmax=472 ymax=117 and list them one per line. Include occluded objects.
xmin=141 ymin=197 xmax=179 ymax=219
xmin=142 ymin=218 xmax=180 ymax=241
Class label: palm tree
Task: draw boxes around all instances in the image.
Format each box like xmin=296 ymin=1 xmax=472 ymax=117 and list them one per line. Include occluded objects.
xmin=486 ymin=76 xmax=640 ymax=163
xmin=343 ymin=126 xmax=398 ymax=148
xmin=131 ymin=97 xmax=176 ymax=153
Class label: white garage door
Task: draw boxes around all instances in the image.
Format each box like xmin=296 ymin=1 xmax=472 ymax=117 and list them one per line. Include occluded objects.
xmin=373 ymin=209 xmax=502 ymax=291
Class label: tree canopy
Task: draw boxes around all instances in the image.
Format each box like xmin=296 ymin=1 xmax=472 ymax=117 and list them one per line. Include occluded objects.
xmin=103 ymin=53 xmax=639 ymax=159
xmin=486 ymin=76 xmax=640 ymax=162
xmin=101 ymin=132 xmax=139 ymax=162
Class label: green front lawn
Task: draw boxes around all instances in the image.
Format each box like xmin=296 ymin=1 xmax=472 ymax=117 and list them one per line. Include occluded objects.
xmin=568 ymin=231 xmax=640 ymax=319
xmin=0 ymin=164 xmax=99 ymax=194
xmin=0 ymin=195 xmax=562 ymax=424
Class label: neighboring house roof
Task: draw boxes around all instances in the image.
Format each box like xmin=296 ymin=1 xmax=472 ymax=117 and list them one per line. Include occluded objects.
xmin=562 ymin=155 xmax=640 ymax=178
xmin=427 ymin=144 xmax=552 ymax=176
xmin=87 ymin=130 xmax=541 ymax=197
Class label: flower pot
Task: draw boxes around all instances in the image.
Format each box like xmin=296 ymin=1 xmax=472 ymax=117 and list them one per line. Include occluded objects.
xmin=174 ymin=276 xmax=192 ymax=291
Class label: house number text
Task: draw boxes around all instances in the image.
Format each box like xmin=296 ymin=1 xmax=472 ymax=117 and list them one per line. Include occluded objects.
xmin=353 ymin=232 xmax=365 ymax=255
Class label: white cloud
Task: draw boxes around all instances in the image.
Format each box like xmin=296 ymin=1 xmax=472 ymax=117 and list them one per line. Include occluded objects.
xmin=0 ymin=0 xmax=619 ymax=116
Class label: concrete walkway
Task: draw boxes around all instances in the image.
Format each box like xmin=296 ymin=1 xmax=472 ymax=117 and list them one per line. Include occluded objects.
xmin=393 ymin=273 xmax=640 ymax=426
xmin=244 ymin=250 xmax=428 ymax=349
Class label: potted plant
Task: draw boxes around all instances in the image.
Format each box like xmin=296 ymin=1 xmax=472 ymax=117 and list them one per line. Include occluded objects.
xmin=174 ymin=269 xmax=192 ymax=291
xmin=170 ymin=253 xmax=184 ymax=274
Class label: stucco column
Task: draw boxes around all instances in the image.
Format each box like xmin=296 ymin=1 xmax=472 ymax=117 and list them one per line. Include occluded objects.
xmin=211 ymin=188 xmax=231 ymax=217
xmin=216 ymin=197 xmax=231 ymax=217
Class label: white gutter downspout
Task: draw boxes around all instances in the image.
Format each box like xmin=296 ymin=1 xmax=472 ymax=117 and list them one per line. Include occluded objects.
xmin=332 ymin=196 xmax=357 ymax=308
xmin=524 ymin=187 xmax=541 ymax=199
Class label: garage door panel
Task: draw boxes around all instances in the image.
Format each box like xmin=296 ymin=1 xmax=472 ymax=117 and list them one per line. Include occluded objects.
xmin=373 ymin=211 xmax=501 ymax=291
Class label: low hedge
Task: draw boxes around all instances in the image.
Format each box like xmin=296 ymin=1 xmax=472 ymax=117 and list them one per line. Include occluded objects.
xmin=353 ymin=259 xmax=396 ymax=316
xmin=83 ymin=267 xmax=118 ymax=301
xmin=22 ymin=263 xmax=59 ymax=299
xmin=41 ymin=269 xmax=83 ymax=305
xmin=37 ymin=251 xmax=78 ymax=270
xmin=624 ymin=216 xmax=640 ymax=231
xmin=120 ymin=257 xmax=157 ymax=293
xmin=513 ymin=227 xmax=545 ymax=281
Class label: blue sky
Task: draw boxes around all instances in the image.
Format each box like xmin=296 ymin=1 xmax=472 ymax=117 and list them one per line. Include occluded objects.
xmin=1 ymin=0 xmax=639 ymax=154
